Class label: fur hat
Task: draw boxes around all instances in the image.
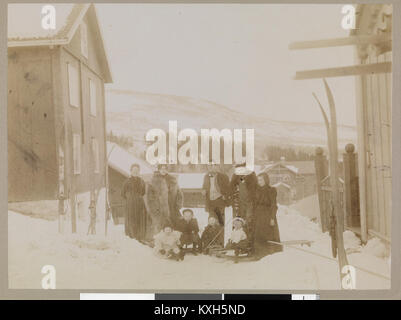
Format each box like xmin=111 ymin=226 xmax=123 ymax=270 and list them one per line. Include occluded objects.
xmin=182 ymin=208 xmax=194 ymax=216
xmin=234 ymin=165 xmax=253 ymax=176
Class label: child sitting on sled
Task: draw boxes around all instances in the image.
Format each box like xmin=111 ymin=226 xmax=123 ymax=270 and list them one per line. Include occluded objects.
xmin=201 ymin=216 xmax=224 ymax=254
xmin=153 ymin=223 xmax=185 ymax=261
xmin=225 ymin=217 xmax=249 ymax=262
xmin=177 ymin=209 xmax=201 ymax=254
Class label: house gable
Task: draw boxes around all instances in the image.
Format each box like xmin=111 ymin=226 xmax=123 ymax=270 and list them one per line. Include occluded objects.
xmin=8 ymin=4 xmax=112 ymax=83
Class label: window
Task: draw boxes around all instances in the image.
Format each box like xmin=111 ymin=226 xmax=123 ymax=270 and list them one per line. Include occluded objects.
xmin=67 ymin=63 xmax=80 ymax=107
xmin=80 ymin=21 xmax=88 ymax=58
xmin=89 ymin=78 xmax=97 ymax=116
xmin=91 ymin=138 xmax=100 ymax=173
xmin=73 ymin=134 xmax=81 ymax=174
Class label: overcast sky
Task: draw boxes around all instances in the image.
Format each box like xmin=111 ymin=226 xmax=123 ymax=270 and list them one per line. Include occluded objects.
xmin=96 ymin=4 xmax=356 ymax=126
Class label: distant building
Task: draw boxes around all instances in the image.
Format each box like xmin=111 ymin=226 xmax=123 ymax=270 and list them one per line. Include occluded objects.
xmin=272 ymin=182 xmax=293 ymax=205
xmin=177 ymin=173 xmax=206 ymax=208
xmin=261 ymin=158 xmax=316 ymax=204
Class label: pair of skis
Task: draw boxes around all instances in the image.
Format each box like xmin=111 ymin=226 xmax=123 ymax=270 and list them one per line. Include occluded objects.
xmin=312 ymin=79 xmax=349 ymax=284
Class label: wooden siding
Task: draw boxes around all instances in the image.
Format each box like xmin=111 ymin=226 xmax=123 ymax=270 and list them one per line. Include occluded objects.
xmin=8 ymin=47 xmax=58 ymax=201
xmin=359 ymin=51 xmax=392 ymax=240
xmin=60 ymin=48 xmax=106 ymax=196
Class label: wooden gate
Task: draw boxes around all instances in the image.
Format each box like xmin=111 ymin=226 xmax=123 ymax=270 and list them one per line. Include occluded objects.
xmin=315 ymin=144 xmax=360 ymax=233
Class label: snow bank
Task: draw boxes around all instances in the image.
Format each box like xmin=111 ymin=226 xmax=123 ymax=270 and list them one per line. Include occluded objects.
xmin=290 ymin=194 xmax=320 ymax=222
xmin=361 ymin=237 xmax=388 ymax=259
xmin=8 ymin=203 xmax=391 ymax=290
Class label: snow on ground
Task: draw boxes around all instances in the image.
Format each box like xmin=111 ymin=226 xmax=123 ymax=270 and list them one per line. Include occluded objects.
xmin=8 ymin=203 xmax=390 ymax=290
xmin=290 ymin=194 xmax=320 ymax=222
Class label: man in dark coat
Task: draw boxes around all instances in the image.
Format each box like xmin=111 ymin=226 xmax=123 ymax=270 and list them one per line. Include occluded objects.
xmin=144 ymin=164 xmax=183 ymax=236
xmin=202 ymin=164 xmax=230 ymax=227
xmin=121 ymin=164 xmax=147 ymax=240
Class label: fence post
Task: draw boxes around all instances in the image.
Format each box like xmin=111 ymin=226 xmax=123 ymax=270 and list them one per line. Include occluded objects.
xmin=343 ymin=143 xmax=360 ymax=228
xmin=314 ymin=147 xmax=328 ymax=232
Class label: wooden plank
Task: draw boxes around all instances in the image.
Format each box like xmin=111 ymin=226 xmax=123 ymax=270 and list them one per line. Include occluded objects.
xmin=378 ymin=53 xmax=391 ymax=238
xmin=364 ymin=59 xmax=376 ymax=234
xmin=294 ymin=62 xmax=391 ymax=80
xmin=371 ymin=54 xmax=386 ymax=236
xmin=384 ymin=52 xmax=392 ymax=237
xmin=354 ymin=54 xmax=368 ymax=243
xmin=366 ymin=55 xmax=380 ymax=235
xmin=289 ymin=34 xmax=391 ymax=50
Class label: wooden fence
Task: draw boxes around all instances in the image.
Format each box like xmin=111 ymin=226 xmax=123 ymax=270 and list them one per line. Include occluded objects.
xmin=315 ymin=144 xmax=360 ymax=233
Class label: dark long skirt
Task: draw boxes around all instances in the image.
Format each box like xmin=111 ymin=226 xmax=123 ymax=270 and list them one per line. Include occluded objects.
xmin=253 ymin=205 xmax=282 ymax=259
xmin=125 ymin=194 xmax=147 ymax=240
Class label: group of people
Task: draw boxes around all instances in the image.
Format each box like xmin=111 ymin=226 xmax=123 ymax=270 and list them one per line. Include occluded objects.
xmin=121 ymin=162 xmax=282 ymax=262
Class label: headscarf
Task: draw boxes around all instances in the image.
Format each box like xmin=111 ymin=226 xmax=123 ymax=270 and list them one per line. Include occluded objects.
xmin=257 ymin=172 xmax=271 ymax=187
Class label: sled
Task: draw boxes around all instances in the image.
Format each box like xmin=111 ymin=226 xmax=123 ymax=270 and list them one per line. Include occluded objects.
xmin=280 ymin=240 xmax=313 ymax=247
xmin=208 ymin=246 xmax=255 ymax=263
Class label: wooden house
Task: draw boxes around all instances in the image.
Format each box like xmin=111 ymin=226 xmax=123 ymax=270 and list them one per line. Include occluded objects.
xmin=8 ymin=4 xmax=112 ymax=232
xmin=290 ymin=4 xmax=392 ymax=243
xmin=263 ymin=159 xmax=317 ymax=201
xmin=272 ymin=182 xmax=293 ymax=205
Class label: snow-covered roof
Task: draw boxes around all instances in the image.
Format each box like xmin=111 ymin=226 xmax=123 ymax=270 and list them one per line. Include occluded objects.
xmin=272 ymin=182 xmax=292 ymax=189
xmin=264 ymin=163 xmax=299 ymax=174
xmin=8 ymin=4 xmax=86 ymax=45
xmin=107 ymin=142 xmax=153 ymax=177
xmin=177 ymin=173 xmax=205 ymax=189
xmin=260 ymin=161 xmax=315 ymax=175
xmin=8 ymin=4 xmax=112 ymax=83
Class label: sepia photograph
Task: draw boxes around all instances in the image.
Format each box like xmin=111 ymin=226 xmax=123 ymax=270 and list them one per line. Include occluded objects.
xmin=6 ymin=3 xmax=392 ymax=291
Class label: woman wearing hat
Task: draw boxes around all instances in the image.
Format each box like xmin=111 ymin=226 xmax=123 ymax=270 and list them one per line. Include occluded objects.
xmin=253 ymin=172 xmax=282 ymax=259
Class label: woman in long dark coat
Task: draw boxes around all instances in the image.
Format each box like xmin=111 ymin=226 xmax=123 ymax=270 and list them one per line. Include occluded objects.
xmin=230 ymin=164 xmax=258 ymax=248
xmin=253 ymin=172 xmax=283 ymax=260
xmin=121 ymin=164 xmax=147 ymax=240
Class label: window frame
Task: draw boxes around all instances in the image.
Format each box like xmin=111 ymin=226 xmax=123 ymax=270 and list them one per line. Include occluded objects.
xmin=67 ymin=62 xmax=80 ymax=108
xmin=89 ymin=78 xmax=97 ymax=117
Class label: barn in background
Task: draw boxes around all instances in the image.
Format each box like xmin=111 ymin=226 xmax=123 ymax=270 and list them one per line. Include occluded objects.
xmin=8 ymin=4 xmax=112 ymax=233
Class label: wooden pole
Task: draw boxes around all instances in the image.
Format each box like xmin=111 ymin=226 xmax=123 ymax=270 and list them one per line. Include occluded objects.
xmin=294 ymin=62 xmax=391 ymax=80
xmin=289 ymin=34 xmax=391 ymax=50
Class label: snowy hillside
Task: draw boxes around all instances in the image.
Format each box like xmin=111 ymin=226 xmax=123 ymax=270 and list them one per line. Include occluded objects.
xmin=105 ymin=89 xmax=357 ymax=154
xmin=9 ymin=204 xmax=390 ymax=290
